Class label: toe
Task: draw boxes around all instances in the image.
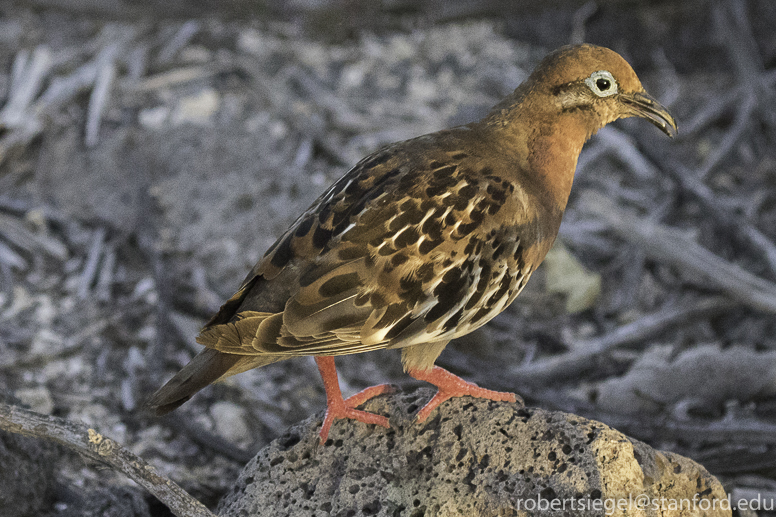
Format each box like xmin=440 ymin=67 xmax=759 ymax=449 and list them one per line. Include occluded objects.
xmin=344 ymin=383 xmax=395 ymax=408
xmin=415 ymin=391 xmax=453 ymax=423
xmin=319 ymin=406 xmax=390 ymax=444
xmin=414 ymin=381 xmax=520 ymax=423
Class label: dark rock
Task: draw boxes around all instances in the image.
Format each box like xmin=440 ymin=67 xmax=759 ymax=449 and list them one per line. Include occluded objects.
xmin=218 ymin=388 xmax=730 ymax=516
xmin=0 ymin=429 xmax=61 ymax=517
xmin=55 ymin=483 xmax=151 ymax=517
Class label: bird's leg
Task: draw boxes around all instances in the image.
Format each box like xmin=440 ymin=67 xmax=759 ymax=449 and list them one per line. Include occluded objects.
xmin=314 ymin=356 xmax=393 ymax=443
xmin=407 ymin=366 xmax=521 ymax=423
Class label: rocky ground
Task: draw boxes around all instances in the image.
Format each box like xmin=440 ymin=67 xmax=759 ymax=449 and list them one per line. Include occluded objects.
xmin=1 ymin=0 xmax=776 ymax=515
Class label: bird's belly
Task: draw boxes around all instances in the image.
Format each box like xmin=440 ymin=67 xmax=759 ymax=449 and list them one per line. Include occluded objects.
xmin=450 ymin=266 xmax=532 ymax=339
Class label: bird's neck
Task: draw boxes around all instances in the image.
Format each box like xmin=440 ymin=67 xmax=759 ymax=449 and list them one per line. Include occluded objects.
xmin=526 ymin=117 xmax=589 ymax=212
xmin=484 ymin=98 xmax=594 ymax=213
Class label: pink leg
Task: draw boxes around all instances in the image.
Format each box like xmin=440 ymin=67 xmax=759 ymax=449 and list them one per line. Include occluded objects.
xmin=407 ymin=366 xmax=519 ymax=422
xmin=315 ymin=356 xmax=393 ymax=443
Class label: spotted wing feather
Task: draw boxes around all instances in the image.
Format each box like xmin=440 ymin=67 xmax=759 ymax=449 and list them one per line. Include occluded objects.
xmin=197 ymin=129 xmax=555 ymax=358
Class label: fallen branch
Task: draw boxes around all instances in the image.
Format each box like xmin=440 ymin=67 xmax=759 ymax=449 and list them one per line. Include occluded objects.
xmin=696 ymin=89 xmax=757 ymax=180
xmin=530 ymin=389 xmax=776 ymax=448
xmin=680 ymin=84 xmax=741 ymax=136
xmin=602 ymin=408 xmax=776 ymax=448
xmin=570 ymin=1 xmax=597 ymax=45
xmin=640 ymin=145 xmax=776 ymax=276
xmin=508 ymin=296 xmax=733 ymax=385
xmin=0 ymin=403 xmax=216 ymax=517
xmin=581 ymin=190 xmax=776 ymax=314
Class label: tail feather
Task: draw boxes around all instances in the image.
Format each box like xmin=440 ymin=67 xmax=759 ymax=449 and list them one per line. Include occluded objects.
xmin=146 ymin=348 xmax=242 ymax=416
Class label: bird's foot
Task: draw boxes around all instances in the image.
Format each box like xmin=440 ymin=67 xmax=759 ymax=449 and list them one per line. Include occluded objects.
xmin=408 ymin=366 xmax=520 ymax=423
xmin=319 ymin=383 xmax=394 ymax=443
xmin=315 ymin=356 xmax=394 ymax=443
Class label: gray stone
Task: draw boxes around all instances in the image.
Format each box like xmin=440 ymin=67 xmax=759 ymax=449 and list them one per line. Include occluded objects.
xmin=218 ymin=388 xmax=730 ymax=517
xmin=56 ymin=483 xmax=151 ymax=517
xmin=0 ymin=429 xmax=61 ymax=517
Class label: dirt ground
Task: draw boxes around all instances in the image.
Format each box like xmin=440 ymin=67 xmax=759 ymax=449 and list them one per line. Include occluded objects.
xmin=2 ymin=0 xmax=776 ymax=515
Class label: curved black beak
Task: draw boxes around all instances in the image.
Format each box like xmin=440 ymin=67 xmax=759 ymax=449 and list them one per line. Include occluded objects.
xmin=621 ymin=91 xmax=678 ymax=138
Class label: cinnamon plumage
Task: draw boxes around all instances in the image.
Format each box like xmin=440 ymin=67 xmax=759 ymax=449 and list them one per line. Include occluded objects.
xmin=147 ymin=44 xmax=677 ymax=442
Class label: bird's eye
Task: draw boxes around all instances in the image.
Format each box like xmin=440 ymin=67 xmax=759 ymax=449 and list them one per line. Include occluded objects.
xmin=585 ymin=70 xmax=618 ymax=97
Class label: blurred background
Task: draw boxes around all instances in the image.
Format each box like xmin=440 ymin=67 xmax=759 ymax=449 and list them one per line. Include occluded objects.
xmin=1 ymin=0 xmax=776 ymax=515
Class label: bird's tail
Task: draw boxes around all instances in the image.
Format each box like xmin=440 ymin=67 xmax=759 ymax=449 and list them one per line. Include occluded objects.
xmin=145 ymin=348 xmax=243 ymax=416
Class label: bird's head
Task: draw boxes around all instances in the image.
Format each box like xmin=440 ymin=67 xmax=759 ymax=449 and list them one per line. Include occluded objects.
xmin=484 ymin=44 xmax=677 ymax=213
xmin=523 ymin=43 xmax=677 ymax=139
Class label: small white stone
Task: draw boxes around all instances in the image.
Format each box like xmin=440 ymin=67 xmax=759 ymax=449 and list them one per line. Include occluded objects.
xmin=138 ymin=106 xmax=170 ymax=129
xmin=179 ymin=45 xmax=211 ymax=63
xmin=340 ymin=64 xmax=366 ymax=89
xmin=210 ymin=401 xmax=251 ymax=445
xmin=171 ymin=88 xmax=221 ymax=126
xmin=34 ymin=295 xmax=56 ymax=326
xmin=268 ymin=119 xmax=288 ymax=139
xmin=311 ymin=172 xmax=327 ymax=186
xmin=237 ymin=28 xmax=279 ymax=56
xmin=137 ymin=323 xmax=156 ymax=342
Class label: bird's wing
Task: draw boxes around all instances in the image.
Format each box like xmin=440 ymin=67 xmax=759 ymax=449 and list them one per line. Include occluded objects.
xmin=197 ymin=130 xmax=540 ymax=357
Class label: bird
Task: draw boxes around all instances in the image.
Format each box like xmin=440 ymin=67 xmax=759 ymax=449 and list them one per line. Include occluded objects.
xmin=147 ymin=43 xmax=677 ymax=443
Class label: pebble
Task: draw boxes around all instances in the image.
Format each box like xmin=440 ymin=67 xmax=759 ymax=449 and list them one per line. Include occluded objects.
xmin=210 ymin=401 xmax=251 ymax=445
xmin=171 ymin=88 xmax=221 ymax=126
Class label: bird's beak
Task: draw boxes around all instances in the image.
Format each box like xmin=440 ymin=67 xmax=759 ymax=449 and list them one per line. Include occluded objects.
xmin=621 ymin=91 xmax=678 ymax=138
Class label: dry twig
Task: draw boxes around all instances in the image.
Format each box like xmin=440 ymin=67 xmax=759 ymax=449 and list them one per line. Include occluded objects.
xmin=630 ymin=132 xmax=776 ymax=276
xmin=128 ymin=65 xmax=219 ymax=92
xmin=509 ymin=296 xmax=733 ymax=385
xmin=158 ymin=21 xmax=201 ymax=64
xmin=0 ymin=239 xmax=26 ymax=270
xmin=0 ymin=212 xmax=68 ymax=260
xmin=582 ymin=190 xmax=776 ymax=314
xmin=604 ymin=409 xmax=776 ymax=447
xmin=0 ymin=403 xmax=216 ymax=517
xmin=0 ymin=318 xmax=111 ymax=369
xmin=85 ymin=44 xmax=119 ymax=147
xmin=0 ymin=46 xmax=51 ymax=167
xmin=78 ymin=227 xmax=107 ymax=299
